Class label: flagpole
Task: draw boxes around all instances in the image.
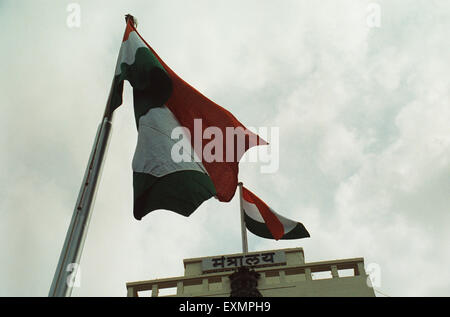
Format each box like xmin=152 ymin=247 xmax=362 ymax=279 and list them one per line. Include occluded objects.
xmin=48 ymin=114 xmax=113 ymax=297
xmin=48 ymin=15 xmax=135 ymax=297
xmin=238 ymin=182 xmax=249 ymax=254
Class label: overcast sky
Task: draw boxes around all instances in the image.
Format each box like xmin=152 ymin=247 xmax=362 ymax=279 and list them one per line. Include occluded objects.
xmin=1 ymin=0 xmax=449 ymax=297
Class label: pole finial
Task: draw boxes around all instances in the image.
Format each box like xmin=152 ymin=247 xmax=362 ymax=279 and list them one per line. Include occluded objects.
xmin=125 ymin=14 xmax=138 ymax=27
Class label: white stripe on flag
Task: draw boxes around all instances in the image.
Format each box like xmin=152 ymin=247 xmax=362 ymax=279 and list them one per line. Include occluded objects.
xmin=115 ymin=31 xmax=146 ymax=76
xmin=272 ymin=209 xmax=297 ymax=234
xmin=242 ymin=199 xmax=264 ymax=223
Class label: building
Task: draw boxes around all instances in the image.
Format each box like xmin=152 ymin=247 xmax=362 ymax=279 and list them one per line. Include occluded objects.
xmin=126 ymin=247 xmax=375 ymax=297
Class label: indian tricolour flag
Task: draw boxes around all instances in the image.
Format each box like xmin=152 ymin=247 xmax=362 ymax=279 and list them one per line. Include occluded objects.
xmin=107 ymin=18 xmax=266 ymax=220
xmin=242 ymin=186 xmax=310 ymax=240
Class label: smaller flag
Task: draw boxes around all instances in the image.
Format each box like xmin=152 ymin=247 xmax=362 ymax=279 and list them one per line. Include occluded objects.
xmin=242 ymin=186 xmax=310 ymax=240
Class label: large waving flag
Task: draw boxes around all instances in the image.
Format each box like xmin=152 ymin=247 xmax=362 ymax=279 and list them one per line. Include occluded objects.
xmin=108 ymin=18 xmax=266 ymax=220
xmin=242 ymin=186 xmax=310 ymax=240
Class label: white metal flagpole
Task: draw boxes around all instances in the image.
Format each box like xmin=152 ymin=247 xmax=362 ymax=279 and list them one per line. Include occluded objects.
xmin=48 ymin=15 xmax=135 ymax=297
xmin=238 ymin=182 xmax=249 ymax=254
xmin=48 ymin=91 xmax=114 ymax=297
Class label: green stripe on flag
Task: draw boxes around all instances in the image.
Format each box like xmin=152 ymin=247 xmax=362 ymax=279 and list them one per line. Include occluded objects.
xmin=133 ymin=170 xmax=217 ymax=219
